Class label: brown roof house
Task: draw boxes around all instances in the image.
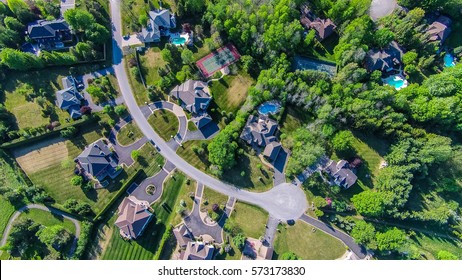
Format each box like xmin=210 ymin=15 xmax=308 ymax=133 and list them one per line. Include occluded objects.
xmin=173 ymin=223 xmax=194 ymax=249
xmin=170 ymin=80 xmax=213 ymax=129
xmin=181 ymin=242 xmax=215 ymax=260
xmin=115 ymin=196 xmax=153 ymax=239
xmin=325 ymin=160 xmax=357 ymax=189
xmin=240 ymin=114 xmax=281 ymax=161
xmin=300 ymin=4 xmax=336 ymax=41
xmin=75 ymin=139 xmax=120 ymax=182
xmin=365 ymin=41 xmax=404 ymax=72
xmin=426 ymin=16 xmax=452 ymax=46
xmin=242 ymin=238 xmax=274 ymax=260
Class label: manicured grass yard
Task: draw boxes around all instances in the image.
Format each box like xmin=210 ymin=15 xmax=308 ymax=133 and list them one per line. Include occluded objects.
xmin=408 ymin=233 xmax=462 ymax=260
xmin=121 ymin=0 xmax=159 ymax=34
xmin=19 ymin=124 xmax=163 ymax=214
xmin=177 ymin=140 xmax=273 ymax=191
xmin=20 ymin=208 xmax=76 ymax=235
xmin=148 ymin=109 xmax=179 ymax=141
xmin=0 ymin=196 xmax=15 ymax=236
xmin=273 ymin=221 xmax=346 ymax=260
xmin=171 ymin=179 xmax=196 ymax=227
xmin=101 ymin=172 xmax=187 ymax=260
xmin=210 ymin=73 xmax=253 ymax=114
xmin=116 ymin=121 xmax=143 ymax=146
xmin=202 ymin=186 xmax=228 ymax=212
xmin=229 ymin=202 xmax=268 ymax=239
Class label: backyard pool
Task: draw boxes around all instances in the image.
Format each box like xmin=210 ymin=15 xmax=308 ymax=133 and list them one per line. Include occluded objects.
xmin=172 ymin=37 xmax=186 ymax=45
xmin=258 ymin=101 xmax=281 ymax=115
xmin=383 ymin=75 xmax=408 ymax=90
xmin=444 ymin=53 xmax=456 ymax=67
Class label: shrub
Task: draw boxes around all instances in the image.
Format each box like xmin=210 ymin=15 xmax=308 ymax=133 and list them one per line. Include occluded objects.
xmin=70 ymin=175 xmax=83 ymax=186
xmin=114 ymin=105 xmax=127 ymax=116
xmin=233 ymin=233 xmax=246 ymax=250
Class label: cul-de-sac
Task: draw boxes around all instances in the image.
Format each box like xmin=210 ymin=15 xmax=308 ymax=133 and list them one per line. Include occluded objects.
xmin=0 ymin=0 xmax=461 ymax=261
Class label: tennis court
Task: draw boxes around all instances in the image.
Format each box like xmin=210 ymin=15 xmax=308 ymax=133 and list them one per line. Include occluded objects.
xmin=196 ymin=44 xmax=241 ymax=78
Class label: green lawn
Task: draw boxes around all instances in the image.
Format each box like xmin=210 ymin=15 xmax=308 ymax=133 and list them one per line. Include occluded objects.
xmin=0 ymin=196 xmax=16 ymax=236
xmin=125 ymin=57 xmax=149 ymax=105
xmin=23 ymin=125 xmax=163 ymax=214
xmin=101 ymin=172 xmax=186 ymax=260
xmin=20 ymin=208 xmax=76 ymax=235
xmin=210 ymin=73 xmax=253 ymax=114
xmin=120 ymin=0 xmax=155 ymax=34
xmin=280 ymin=106 xmax=313 ymax=136
xmin=171 ymin=179 xmax=196 ymax=227
xmin=215 ymin=236 xmax=242 ymax=260
xmin=230 ymin=202 xmax=268 ymax=239
xmin=1 ymin=65 xmax=105 ymax=131
xmin=273 ymin=221 xmax=346 ymax=260
xmin=298 ymin=35 xmax=339 ymax=62
xmin=116 ymin=121 xmax=143 ymax=146
xmin=332 ymin=131 xmax=389 ymax=188
xmin=177 ymin=140 xmax=273 ymax=191
xmin=1 ymin=208 xmax=77 ymax=260
xmin=202 ymin=186 xmax=228 ymax=212
xmin=148 ymin=109 xmax=179 ymax=141
xmin=139 ymin=47 xmax=167 ymax=88
xmin=408 ymin=233 xmax=462 ymax=260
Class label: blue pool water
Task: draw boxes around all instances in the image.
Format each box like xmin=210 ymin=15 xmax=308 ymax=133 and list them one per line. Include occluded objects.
xmin=258 ymin=102 xmax=281 ymax=115
xmin=172 ymin=37 xmax=186 ymax=45
xmin=386 ymin=78 xmax=404 ymax=89
xmin=444 ymin=53 xmax=455 ymax=67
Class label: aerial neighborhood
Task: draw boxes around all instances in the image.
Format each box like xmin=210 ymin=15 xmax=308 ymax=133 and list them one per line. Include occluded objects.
xmin=0 ymin=0 xmax=462 ymax=263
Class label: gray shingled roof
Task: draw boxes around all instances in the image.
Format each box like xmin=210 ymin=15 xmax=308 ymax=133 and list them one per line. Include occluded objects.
xmin=182 ymin=242 xmax=215 ymax=260
xmin=263 ymin=142 xmax=282 ymax=162
xmin=365 ymin=41 xmax=403 ymax=72
xmin=173 ymin=224 xmax=194 ymax=248
xmin=56 ymin=87 xmax=82 ymax=110
xmin=170 ymin=80 xmax=211 ymax=114
xmin=325 ymin=160 xmax=357 ymax=189
xmin=240 ymin=115 xmax=278 ymax=147
xmin=76 ymin=140 xmax=116 ymax=179
xmin=140 ymin=9 xmax=176 ymax=43
xmin=27 ymin=19 xmax=70 ymax=39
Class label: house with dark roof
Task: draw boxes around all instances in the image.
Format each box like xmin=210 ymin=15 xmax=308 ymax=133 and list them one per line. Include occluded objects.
xmin=27 ymin=19 xmax=72 ymax=47
xmin=56 ymin=77 xmax=83 ymax=119
xmin=170 ymin=80 xmax=211 ymax=115
xmin=365 ymin=41 xmax=403 ymax=72
xmin=173 ymin=224 xmax=194 ymax=249
xmin=190 ymin=114 xmax=213 ymax=129
xmin=426 ymin=16 xmax=452 ymax=46
xmin=263 ymin=142 xmax=282 ymax=162
xmin=300 ymin=4 xmax=336 ymax=41
xmin=75 ymin=139 xmax=120 ymax=182
xmin=115 ymin=196 xmax=153 ymax=240
xmin=325 ymin=160 xmax=357 ymax=189
xmin=240 ymin=115 xmax=278 ymax=147
xmin=181 ymin=242 xmax=215 ymax=260
xmin=139 ymin=9 xmax=176 ymax=43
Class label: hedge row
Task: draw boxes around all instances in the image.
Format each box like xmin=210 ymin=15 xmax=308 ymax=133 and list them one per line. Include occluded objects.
xmin=93 ymin=169 xmax=143 ymax=221
xmin=1 ymin=115 xmax=99 ymax=149
xmin=153 ymin=225 xmax=173 ymax=260
xmin=72 ymin=220 xmax=93 ymax=260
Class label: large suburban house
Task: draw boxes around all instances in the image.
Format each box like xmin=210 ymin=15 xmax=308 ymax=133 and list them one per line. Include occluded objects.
xmin=242 ymin=238 xmax=273 ymax=260
xmin=75 ymin=139 xmax=120 ymax=182
xmin=173 ymin=224 xmax=194 ymax=249
xmin=240 ymin=114 xmax=282 ymax=162
xmin=26 ymin=19 xmax=72 ymax=48
xmin=56 ymin=77 xmax=83 ymax=119
xmin=300 ymin=4 xmax=336 ymax=41
xmin=426 ymin=16 xmax=452 ymax=46
xmin=181 ymin=242 xmax=215 ymax=260
xmin=365 ymin=41 xmax=404 ymax=72
xmin=170 ymin=80 xmax=213 ymax=129
xmin=324 ymin=160 xmax=358 ymax=189
xmin=115 ymin=196 xmax=153 ymax=240
xmin=139 ymin=9 xmax=176 ymax=43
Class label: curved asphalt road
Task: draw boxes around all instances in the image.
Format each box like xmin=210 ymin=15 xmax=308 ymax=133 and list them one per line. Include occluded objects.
xmin=0 ymin=204 xmax=81 ymax=258
xmin=109 ymin=0 xmax=307 ymax=221
xmin=109 ymin=0 xmax=365 ymax=259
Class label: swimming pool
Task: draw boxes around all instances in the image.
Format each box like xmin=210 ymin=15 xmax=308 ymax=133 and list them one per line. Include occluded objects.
xmin=172 ymin=37 xmax=186 ymax=45
xmin=258 ymin=101 xmax=281 ymax=115
xmin=444 ymin=53 xmax=456 ymax=67
xmin=383 ymin=75 xmax=408 ymax=90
